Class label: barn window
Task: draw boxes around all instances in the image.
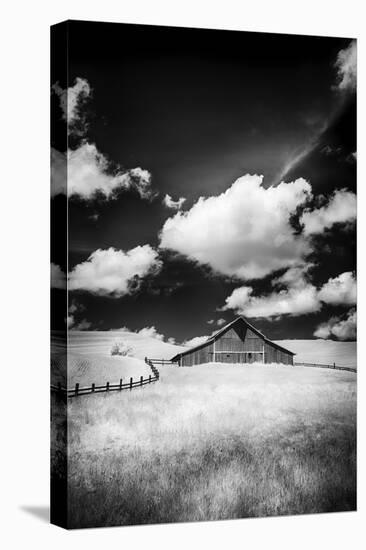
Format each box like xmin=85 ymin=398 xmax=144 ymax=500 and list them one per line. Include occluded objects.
xmin=226 ymin=354 xmax=230 ymax=358
xmin=248 ymin=353 xmax=252 ymax=359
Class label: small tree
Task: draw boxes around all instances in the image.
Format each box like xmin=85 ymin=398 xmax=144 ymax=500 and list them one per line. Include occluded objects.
xmin=110 ymin=339 xmax=133 ymax=357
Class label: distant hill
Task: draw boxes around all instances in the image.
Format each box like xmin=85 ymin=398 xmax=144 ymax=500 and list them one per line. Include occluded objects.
xmin=67 ymin=330 xmax=186 ymax=360
xmin=275 ymin=339 xmax=356 ymax=368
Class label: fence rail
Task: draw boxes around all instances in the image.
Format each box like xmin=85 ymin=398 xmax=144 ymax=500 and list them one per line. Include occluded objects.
xmin=294 ymin=362 xmax=356 ymax=373
xmin=51 ymin=358 xmax=161 ymax=398
xmin=146 ymin=358 xmax=175 ymax=366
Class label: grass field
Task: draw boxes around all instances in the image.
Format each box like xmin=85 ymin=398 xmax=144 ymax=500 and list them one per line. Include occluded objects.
xmin=66 ymin=363 xmax=356 ymax=528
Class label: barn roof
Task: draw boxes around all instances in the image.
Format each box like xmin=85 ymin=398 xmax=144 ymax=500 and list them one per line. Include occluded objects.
xmin=171 ymin=316 xmax=296 ymax=361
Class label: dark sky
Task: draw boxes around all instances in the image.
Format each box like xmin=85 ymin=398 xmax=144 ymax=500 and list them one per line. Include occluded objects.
xmin=51 ymin=21 xmax=356 ymax=342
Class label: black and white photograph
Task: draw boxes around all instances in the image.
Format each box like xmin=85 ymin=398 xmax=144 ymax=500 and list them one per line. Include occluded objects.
xmin=51 ymin=20 xmax=356 ymax=529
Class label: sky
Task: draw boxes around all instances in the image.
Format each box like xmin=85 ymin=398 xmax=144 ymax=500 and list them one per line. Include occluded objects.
xmin=51 ymin=21 xmax=356 ymax=344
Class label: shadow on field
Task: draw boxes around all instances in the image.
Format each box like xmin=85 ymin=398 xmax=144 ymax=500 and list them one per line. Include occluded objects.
xmin=21 ymin=506 xmax=49 ymax=523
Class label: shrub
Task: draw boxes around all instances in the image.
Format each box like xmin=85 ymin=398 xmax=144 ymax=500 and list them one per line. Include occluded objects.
xmin=110 ymin=340 xmax=133 ymax=357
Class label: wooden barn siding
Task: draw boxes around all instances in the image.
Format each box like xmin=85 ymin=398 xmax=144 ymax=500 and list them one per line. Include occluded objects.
xmin=179 ymin=326 xmax=294 ymax=366
xmin=181 ymin=342 xmax=214 ymax=366
xmin=215 ymin=328 xmax=264 ymax=352
xmin=264 ymin=342 xmax=293 ymax=365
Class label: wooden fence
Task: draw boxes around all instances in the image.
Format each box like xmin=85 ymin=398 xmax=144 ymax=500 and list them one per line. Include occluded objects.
xmin=146 ymin=358 xmax=175 ymax=366
xmin=294 ymin=362 xmax=356 ymax=373
xmin=51 ymin=358 xmax=161 ymax=398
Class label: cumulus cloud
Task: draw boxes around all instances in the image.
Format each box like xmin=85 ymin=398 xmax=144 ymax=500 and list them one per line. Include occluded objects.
xmin=334 ymin=40 xmax=357 ymax=93
xmin=183 ymin=335 xmax=210 ymax=348
xmin=113 ymin=325 xmax=174 ymax=344
xmin=137 ymin=326 xmax=164 ymax=340
xmin=223 ymin=269 xmax=356 ymax=319
xmin=300 ymin=188 xmax=356 ymax=235
xmin=51 ymin=76 xmax=156 ymax=202
xmin=163 ymin=194 xmax=186 ymax=210
xmin=68 ymin=143 xmax=155 ymax=200
xmin=52 ymin=77 xmax=91 ymax=134
xmin=51 ymin=263 xmax=66 ymax=289
xmin=318 ymin=271 xmax=356 ymax=305
xmin=69 ymin=245 xmax=162 ymax=297
xmin=223 ymin=280 xmax=320 ymax=318
xmin=160 ymin=175 xmax=313 ymax=280
xmin=314 ymin=308 xmax=356 ymax=341
xmin=51 ymin=143 xmax=156 ymax=201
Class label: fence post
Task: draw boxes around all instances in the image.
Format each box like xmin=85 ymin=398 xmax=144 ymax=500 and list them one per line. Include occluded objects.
xmin=106 ymin=381 xmax=110 ymax=392
xmin=75 ymin=383 xmax=79 ymax=396
xmin=130 ymin=377 xmax=133 ymax=390
xmin=333 ymin=362 xmax=336 ymax=369
xmin=140 ymin=375 xmax=143 ymax=386
xmin=120 ymin=378 xmax=122 ymax=390
xmin=92 ymin=383 xmax=95 ymax=393
xmin=149 ymin=375 xmax=151 ymax=383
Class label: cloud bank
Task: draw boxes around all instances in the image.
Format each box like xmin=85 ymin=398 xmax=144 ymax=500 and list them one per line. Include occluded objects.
xmin=69 ymin=245 xmax=162 ymax=297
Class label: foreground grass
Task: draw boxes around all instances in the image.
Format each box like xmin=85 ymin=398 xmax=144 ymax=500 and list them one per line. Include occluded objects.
xmin=66 ymin=364 xmax=356 ymax=528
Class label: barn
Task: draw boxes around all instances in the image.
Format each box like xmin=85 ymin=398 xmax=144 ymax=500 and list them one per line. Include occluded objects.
xmin=171 ymin=316 xmax=295 ymax=366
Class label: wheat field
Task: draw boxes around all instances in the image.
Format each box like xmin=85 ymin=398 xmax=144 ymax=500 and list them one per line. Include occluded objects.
xmin=65 ymin=363 xmax=356 ymax=528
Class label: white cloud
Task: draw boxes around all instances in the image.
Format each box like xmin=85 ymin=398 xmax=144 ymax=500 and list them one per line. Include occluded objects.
xmin=52 ymin=77 xmax=91 ymax=132
xmin=183 ymin=335 xmax=210 ymax=348
xmin=207 ymin=318 xmax=226 ymax=326
xmin=51 ymin=76 xmax=156 ymax=202
xmin=314 ymin=309 xmax=356 ymax=341
xmin=318 ymin=271 xmax=356 ymax=305
xmin=69 ymin=245 xmax=162 ymax=297
xmin=334 ymin=40 xmax=357 ymax=92
xmin=223 ymin=269 xmax=356 ymax=319
xmin=51 ymin=263 xmax=66 ymax=289
xmin=67 ymin=142 xmax=129 ymax=199
xmin=223 ymin=281 xmax=320 ymax=318
xmin=160 ymin=175 xmax=313 ymax=280
xmin=137 ymin=326 xmax=164 ymax=341
xmin=163 ymin=194 xmax=186 ymax=210
xmin=113 ymin=325 xmax=174 ymax=344
xmin=51 ymin=142 xmax=156 ymax=201
xmin=300 ymin=188 xmax=356 ymax=235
